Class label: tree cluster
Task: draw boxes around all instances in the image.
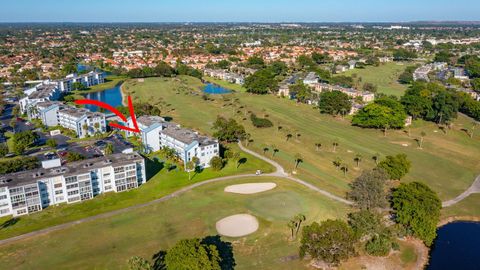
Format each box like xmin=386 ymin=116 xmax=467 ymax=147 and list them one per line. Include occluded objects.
xmin=318 ymin=91 xmax=352 ymax=116
xmin=0 ymin=157 xmax=39 ymax=174
xmin=212 ymin=116 xmax=246 ymax=142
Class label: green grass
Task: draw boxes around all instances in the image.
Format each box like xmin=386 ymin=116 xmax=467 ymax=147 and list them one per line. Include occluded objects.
xmin=73 ymin=75 xmax=127 ymax=94
xmin=0 ymin=177 xmax=349 ymax=270
xmin=337 ymin=62 xmax=411 ymax=96
xmin=0 ymin=143 xmax=273 ymax=240
xmin=399 ymin=243 xmax=418 ymax=265
xmin=204 ymin=76 xmax=247 ymax=92
xmin=122 ymin=76 xmax=480 ymax=203
xmin=441 ymin=194 xmax=480 ymax=218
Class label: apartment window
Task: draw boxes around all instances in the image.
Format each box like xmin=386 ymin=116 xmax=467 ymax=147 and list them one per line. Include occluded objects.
xmin=56 ymin=196 xmax=64 ymax=201
xmin=0 ymin=209 xmax=9 ymax=215
xmin=54 ymin=183 xmax=62 ymax=188
xmin=55 ymin=190 xmax=63 ymax=195
xmin=105 ymin=185 xmax=112 ymax=190
xmin=16 ymin=209 xmax=27 ymax=215
xmin=67 ymin=190 xmax=79 ymax=196
xmin=0 ymin=195 xmax=7 ymax=200
xmin=66 ymin=184 xmax=78 ymax=190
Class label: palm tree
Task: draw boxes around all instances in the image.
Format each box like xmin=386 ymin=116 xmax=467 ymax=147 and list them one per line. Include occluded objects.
xmin=354 ymin=154 xmax=362 ymax=168
xmin=104 ymin=143 xmax=114 ymax=155
xmin=340 ymin=164 xmax=349 ymax=177
xmin=333 ymin=157 xmax=342 ymax=169
xmin=315 ymin=142 xmax=322 ymax=151
xmin=286 ymin=134 xmax=293 ymax=142
xmin=287 ymin=220 xmax=296 ymax=240
xmin=185 ymin=160 xmax=195 ymax=180
xmin=332 ymin=140 xmax=339 ymax=152
xmin=294 ymin=214 xmax=306 ymax=236
xmin=263 ymin=147 xmax=269 ymax=155
xmin=471 ymin=122 xmax=478 ymax=139
xmin=244 ymin=133 xmax=251 ymax=146
xmin=277 ymin=126 xmax=282 ymax=132
xmin=294 ymin=153 xmax=303 ymax=170
xmin=271 ymin=145 xmax=278 ymax=157
xmin=372 ymin=153 xmax=380 ymax=165
xmin=419 ymin=131 xmax=426 ymax=149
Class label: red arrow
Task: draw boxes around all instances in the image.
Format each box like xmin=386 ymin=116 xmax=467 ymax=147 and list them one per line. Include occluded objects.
xmin=75 ymin=95 xmax=141 ymax=134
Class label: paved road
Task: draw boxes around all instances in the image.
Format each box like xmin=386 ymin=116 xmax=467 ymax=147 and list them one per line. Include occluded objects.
xmin=0 ymin=142 xmax=352 ymax=246
xmin=442 ymin=174 xmax=480 ymax=207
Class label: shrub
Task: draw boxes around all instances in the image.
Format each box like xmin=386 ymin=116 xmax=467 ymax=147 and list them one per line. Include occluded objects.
xmin=250 ymin=114 xmax=273 ymax=128
xmin=209 ymin=156 xmax=224 ymax=171
xmin=365 ymin=235 xmax=391 ymax=257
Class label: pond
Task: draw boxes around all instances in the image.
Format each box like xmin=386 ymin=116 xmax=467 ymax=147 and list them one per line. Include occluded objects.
xmin=427 ymin=221 xmax=480 ymax=270
xmin=84 ymin=85 xmax=123 ymax=112
xmin=203 ymin=83 xmax=232 ymax=94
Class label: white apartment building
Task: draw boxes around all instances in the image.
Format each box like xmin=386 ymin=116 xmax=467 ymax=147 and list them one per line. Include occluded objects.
xmin=20 ymin=71 xmax=104 ymax=114
xmin=159 ymin=126 xmax=219 ymax=168
xmin=126 ymin=116 xmax=165 ymax=152
xmin=126 ymin=116 xmax=219 ymax=168
xmin=57 ymin=107 xmax=106 ymax=138
xmin=0 ymin=152 xmax=146 ymax=217
xmin=19 ymin=82 xmax=62 ymax=115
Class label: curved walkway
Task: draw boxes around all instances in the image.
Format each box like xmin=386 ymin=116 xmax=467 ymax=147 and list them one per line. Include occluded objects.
xmin=0 ymin=142 xmax=475 ymax=245
xmin=442 ymin=174 xmax=480 ymax=207
xmin=0 ymin=142 xmax=351 ymax=246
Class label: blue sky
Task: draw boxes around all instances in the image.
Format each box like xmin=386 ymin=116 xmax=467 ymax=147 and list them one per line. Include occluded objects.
xmin=1 ymin=0 xmax=479 ymax=22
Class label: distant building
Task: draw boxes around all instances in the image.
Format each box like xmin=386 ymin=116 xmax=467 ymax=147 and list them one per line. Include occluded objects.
xmin=0 ymin=152 xmax=146 ymax=217
xmin=20 ymin=71 xmax=104 ymax=114
xmin=303 ymin=72 xmax=319 ymax=86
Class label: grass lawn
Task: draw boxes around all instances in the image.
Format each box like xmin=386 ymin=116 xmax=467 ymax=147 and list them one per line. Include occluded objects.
xmin=337 ymin=62 xmax=411 ymax=96
xmin=0 ymin=143 xmax=273 ymax=240
xmin=0 ymin=177 xmax=349 ymax=270
xmin=441 ymin=194 xmax=480 ymax=219
xmin=122 ymin=76 xmax=480 ymax=203
xmin=204 ymin=76 xmax=247 ymax=92
xmin=73 ymin=75 xmax=127 ymax=94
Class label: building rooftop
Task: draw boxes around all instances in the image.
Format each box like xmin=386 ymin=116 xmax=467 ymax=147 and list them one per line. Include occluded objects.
xmin=137 ymin=115 xmax=165 ymax=127
xmin=0 ymin=152 xmax=144 ymax=188
xmin=162 ymin=126 xmax=217 ymax=146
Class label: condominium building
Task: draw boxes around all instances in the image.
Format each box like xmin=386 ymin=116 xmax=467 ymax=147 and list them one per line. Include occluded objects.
xmin=57 ymin=106 xmax=106 ymax=138
xmin=0 ymin=152 xmax=146 ymax=217
xmin=126 ymin=116 xmax=219 ymax=168
xmin=160 ymin=125 xmax=219 ymax=168
xmin=20 ymin=71 xmax=105 ymax=115
xmin=57 ymin=71 xmax=105 ymax=92
xmin=19 ymin=82 xmax=62 ymax=115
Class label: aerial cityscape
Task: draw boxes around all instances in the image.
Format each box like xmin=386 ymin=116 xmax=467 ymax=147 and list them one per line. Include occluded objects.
xmin=0 ymin=0 xmax=479 ymax=269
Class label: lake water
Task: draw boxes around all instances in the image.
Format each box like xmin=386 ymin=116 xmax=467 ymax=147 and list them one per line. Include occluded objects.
xmin=427 ymin=222 xmax=480 ymax=270
xmin=203 ymin=83 xmax=231 ymax=94
xmin=84 ymin=85 xmax=123 ymax=112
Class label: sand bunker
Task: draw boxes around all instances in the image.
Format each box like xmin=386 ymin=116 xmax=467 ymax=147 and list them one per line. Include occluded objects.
xmin=216 ymin=214 xmax=259 ymax=237
xmin=224 ymin=182 xmax=277 ymax=194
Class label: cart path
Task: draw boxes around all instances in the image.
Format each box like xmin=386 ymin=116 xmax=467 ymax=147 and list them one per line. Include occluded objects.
xmin=0 ymin=142 xmax=476 ymax=246
xmin=0 ymin=142 xmax=351 ymax=246
xmin=442 ymin=174 xmax=480 ymax=207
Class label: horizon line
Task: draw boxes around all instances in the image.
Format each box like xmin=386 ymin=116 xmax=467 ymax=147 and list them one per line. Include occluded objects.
xmin=1 ymin=20 xmax=480 ymax=24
